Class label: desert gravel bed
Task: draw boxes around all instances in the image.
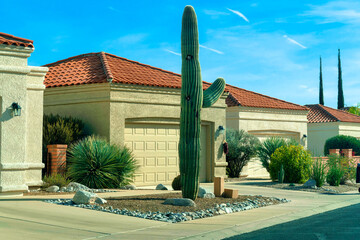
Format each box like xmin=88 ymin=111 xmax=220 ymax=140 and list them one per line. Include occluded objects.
xmin=44 ymin=192 xmax=290 ymax=223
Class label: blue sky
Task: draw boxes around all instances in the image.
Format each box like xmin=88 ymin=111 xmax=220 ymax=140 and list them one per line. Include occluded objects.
xmin=2 ymin=0 xmax=360 ymax=108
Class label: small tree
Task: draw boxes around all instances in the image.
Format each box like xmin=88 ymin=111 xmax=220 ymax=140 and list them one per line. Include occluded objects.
xmin=226 ymin=129 xmax=260 ymax=178
xmin=348 ymin=103 xmax=360 ymax=116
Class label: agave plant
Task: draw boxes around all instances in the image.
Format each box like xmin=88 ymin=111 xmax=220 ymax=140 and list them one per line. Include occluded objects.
xmin=67 ymin=136 xmax=138 ymax=189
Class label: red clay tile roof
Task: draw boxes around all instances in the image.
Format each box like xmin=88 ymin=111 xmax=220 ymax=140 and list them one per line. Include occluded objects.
xmin=0 ymin=32 xmax=34 ymax=48
xmin=44 ymin=52 xmax=307 ymax=111
xmin=225 ymin=84 xmax=308 ymax=111
xmin=306 ymin=104 xmax=360 ymax=123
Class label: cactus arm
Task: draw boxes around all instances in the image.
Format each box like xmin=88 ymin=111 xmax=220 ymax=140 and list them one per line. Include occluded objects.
xmin=203 ymin=78 xmax=226 ymax=108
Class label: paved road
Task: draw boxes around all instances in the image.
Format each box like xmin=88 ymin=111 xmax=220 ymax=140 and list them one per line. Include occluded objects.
xmin=225 ymin=203 xmax=360 ymax=240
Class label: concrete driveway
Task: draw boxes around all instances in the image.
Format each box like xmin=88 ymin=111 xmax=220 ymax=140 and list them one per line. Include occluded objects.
xmin=0 ymin=182 xmax=359 ymax=240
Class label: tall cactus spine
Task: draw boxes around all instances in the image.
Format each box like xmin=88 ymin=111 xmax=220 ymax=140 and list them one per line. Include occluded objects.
xmin=179 ymin=6 xmax=225 ymax=200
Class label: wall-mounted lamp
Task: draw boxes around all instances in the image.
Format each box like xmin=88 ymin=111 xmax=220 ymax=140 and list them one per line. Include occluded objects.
xmin=303 ymin=134 xmax=307 ymax=138
xmin=11 ymin=102 xmax=22 ymax=117
xmin=218 ymin=125 xmax=225 ymax=135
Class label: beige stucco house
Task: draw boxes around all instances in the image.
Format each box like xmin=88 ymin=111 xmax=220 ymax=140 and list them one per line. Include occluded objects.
xmin=226 ymin=85 xmax=309 ymax=177
xmin=306 ymin=104 xmax=360 ymax=156
xmin=43 ymin=52 xmax=228 ymax=186
xmin=0 ymin=33 xmax=47 ymax=196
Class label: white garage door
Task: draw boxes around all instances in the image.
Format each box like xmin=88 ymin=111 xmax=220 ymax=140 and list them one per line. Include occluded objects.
xmin=125 ymin=123 xmax=208 ymax=186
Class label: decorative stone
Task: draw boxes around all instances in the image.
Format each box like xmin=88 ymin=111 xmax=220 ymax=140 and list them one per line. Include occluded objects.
xmin=95 ymin=197 xmax=107 ymax=205
xmin=66 ymin=186 xmax=74 ymax=192
xmin=303 ymin=179 xmax=316 ymax=188
xmin=120 ymin=185 xmax=136 ymax=190
xmin=156 ymin=184 xmax=168 ymax=190
xmin=214 ymin=177 xmax=224 ymax=197
xmin=67 ymin=182 xmax=91 ymax=192
xmin=60 ymin=187 xmax=66 ymax=192
xmin=197 ymin=187 xmax=207 ymax=198
xmin=224 ymin=189 xmax=238 ymax=199
xmin=46 ymin=185 xmax=59 ymax=192
xmin=72 ymin=190 xmax=97 ymax=204
xmin=163 ymin=198 xmax=196 ymax=207
xmin=203 ymin=193 xmax=215 ymax=199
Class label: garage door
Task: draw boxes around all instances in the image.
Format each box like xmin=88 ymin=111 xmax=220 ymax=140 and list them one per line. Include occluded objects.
xmin=125 ymin=123 xmax=208 ymax=186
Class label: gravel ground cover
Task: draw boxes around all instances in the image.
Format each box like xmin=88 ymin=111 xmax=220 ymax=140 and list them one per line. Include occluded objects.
xmin=44 ymin=192 xmax=290 ymax=223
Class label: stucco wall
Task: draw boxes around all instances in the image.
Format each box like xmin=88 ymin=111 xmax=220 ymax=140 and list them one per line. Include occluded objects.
xmin=0 ymin=44 xmax=47 ymax=195
xmin=44 ymin=83 xmax=228 ymax=181
xmin=308 ymin=122 xmax=360 ymax=157
xmin=226 ymin=106 xmax=309 ymax=177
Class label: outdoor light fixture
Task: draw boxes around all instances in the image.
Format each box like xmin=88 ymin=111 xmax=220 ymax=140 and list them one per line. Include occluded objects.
xmin=218 ymin=125 xmax=225 ymax=135
xmin=11 ymin=102 xmax=21 ymax=117
xmin=303 ymin=134 xmax=307 ymax=138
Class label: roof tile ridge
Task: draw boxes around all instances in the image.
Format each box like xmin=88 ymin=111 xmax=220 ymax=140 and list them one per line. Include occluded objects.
xmin=317 ymin=104 xmax=340 ymax=122
xmin=100 ymin=52 xmax=114 ymax=82
xmin=104 ymin=52 xmax=181 ymax=77
xmin=226 ymin=84 xmax=309 ymax=110
xmin=43 ymin=52 xmax=100 ymax=67
xmin=0 ymin=32 xmax=33 ymax=43
xmin=322 ymin=104 xmax=360 ymax=120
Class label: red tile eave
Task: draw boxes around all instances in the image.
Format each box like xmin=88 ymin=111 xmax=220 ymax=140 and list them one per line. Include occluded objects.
xmin=0 ymin=32 xmax=34 ymax=48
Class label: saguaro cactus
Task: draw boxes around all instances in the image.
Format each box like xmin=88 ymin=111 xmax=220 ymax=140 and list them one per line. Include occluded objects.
xmin=179 ymin=5 xmax=226 ymax=200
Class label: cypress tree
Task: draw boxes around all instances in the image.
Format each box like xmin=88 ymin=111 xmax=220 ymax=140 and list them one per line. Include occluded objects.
xmin=337 ymin=49 xmax=344 ymax=109
xmin=319 ymin=56 xmax=324 ymax=105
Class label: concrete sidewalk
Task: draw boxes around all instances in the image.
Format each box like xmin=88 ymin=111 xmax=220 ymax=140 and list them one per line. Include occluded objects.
xmin=0 ymin=182 xmax=359 ymax=240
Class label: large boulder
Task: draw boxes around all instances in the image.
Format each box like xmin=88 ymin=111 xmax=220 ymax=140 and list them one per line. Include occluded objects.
xmin=95 ymin=197 xmax=107 ymax=205
xmin=156 ymin=184 xmax=168 ymax=190
xmin=197 ymin=187 xmax=207 ymax=198
xmin=67 ymin=182 xmax=91 ymax=192
xmin=120 ymin=185 xmax=136 ymax=190
xmin=303 ymin=179 xmax=316 ymax=188
xmin=72 ymin=190 xmax=97 ymax=204
xmin=203 ymin=193 xmax=215 ymax=199
xmin=163 ymin=198 xmax=196 ymax=207
xmin=46 ymin=185 xmax=59 ymax=192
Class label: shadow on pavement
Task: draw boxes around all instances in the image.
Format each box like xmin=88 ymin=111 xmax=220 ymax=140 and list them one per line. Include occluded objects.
xmin=224 ymin=203 xmax=360 ymax=240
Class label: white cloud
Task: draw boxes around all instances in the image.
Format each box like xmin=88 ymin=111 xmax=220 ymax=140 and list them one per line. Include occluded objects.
xmin=164 ymin=49 xmax=181 ymax=56
xmin=227 ymin=8 xmax=250 ymax=22
xmin=302 ymin=1 xmax=360 ymax=24
xmin=200 ymin=45 xmax=224 ymax=54
xmin=283 ymin=35 xmax=307 ymax=49
xmin=108 ymin=6 xmax=121 ymax=13
xmin=204 ymin=10 xmax=229 ymax=16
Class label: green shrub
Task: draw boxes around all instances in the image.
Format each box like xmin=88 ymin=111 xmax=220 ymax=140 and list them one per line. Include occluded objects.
xmin=258 ymin=137 xmax=299 ymax=173
xmin=312 ymin=158 xmax=326 ymax=187
xmin=226 ymin=129 xmax=260 ymax=178
xmin=326 ymin=154 xmax=356 ymax=185
xmin=43 ymin=114 xmax=87 ymax=146
xmin=172 ymin=175 xmax=182 ymax=190
xmin=67 ymin=136 xmax=138 ymax=188
xmin=324 ymin=135 xmax=360 ymax=156
xmin=340 ymin=157 xmax=356 ymax=184
xmin=42 ymin=173 xmax=70 ymax=189
xmin=269 ymin=145 xmax=312 ymax=183
xmin=326 ymin=155 xmax=345 ymax=186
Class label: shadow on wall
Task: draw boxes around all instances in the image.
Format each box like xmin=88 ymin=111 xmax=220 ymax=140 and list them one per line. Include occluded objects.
xmin=0 ymin=108 xmax=14 ymax=122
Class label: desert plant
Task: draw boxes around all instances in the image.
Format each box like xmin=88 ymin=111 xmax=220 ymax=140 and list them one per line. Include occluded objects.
xmin=67 ymin=136 xmax=138 ymax=189
xmin=178 ymin=5 xmax=225 ymax=200
xmin=278 ymin=164 xmax=285 ymax=183
xmin=324 ymin=135 xmax=360 ymax=156
xmin=269 ymin=145 xmax=312 ymax=183
xmin=226 ymin=129 xmax=260 ymax=178
xmin=326 ymin=155 xmax=345 ymax=186
xmin=42 ymin=173 xmax=70 ymax=189
xmin=258 ymin=137 xmax=299 ymax=172
xmin=348 ymin=103 xmax=360 ymax=116
xmin=172 ymin=175 xmax=182 ymax=190
xmin=312 ymin=158 xmax=326 ymax=187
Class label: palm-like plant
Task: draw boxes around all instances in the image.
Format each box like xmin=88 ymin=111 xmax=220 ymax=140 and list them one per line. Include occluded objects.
xmin=258 ymin=137 xmax=299 ymax=172
xmin=67 ymin=136 xmax=138 ymax=189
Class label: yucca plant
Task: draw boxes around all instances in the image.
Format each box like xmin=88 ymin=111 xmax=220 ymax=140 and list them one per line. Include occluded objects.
xmin=67 ymin=136 xmax=138 ymax=189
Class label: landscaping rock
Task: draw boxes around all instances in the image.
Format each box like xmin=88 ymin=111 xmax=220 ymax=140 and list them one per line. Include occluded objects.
xmin=303 ymin=179 xmax=316 ymax=188
xmin=67 ymin=182 xmax=91 ymax=192
xmin=120 ymin=185 xmax=136 ymax=190
xmin=46 ymin=185 xmax=59 ymax=192
xmin=156 ymin=184 xmax=168 ymax=190
xmin=60 ymin=187 xmax=67 ymax=192
xmin=72 ymin=190 xmax=97 ymax=204
xmin=203 ymin=193 xmax=215 ymax=199
xmin=197 ymin=187 xmax=207 ymax=198
xmin=163 ymin=198 xmax=196 ymax=207
xmin=95 ymin=197 xmax=107 ymax=205
xmin=66 ymin=186 xmax=74 ymax=192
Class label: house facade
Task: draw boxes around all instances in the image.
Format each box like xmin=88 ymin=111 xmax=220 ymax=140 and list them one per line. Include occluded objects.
xmin=0 ymin=33 xmax=47 ymax=196
xmin=43 ymin=52 xmax=228 ymax=186
xmin=306 ymin=104 xmax=360 ymax=156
